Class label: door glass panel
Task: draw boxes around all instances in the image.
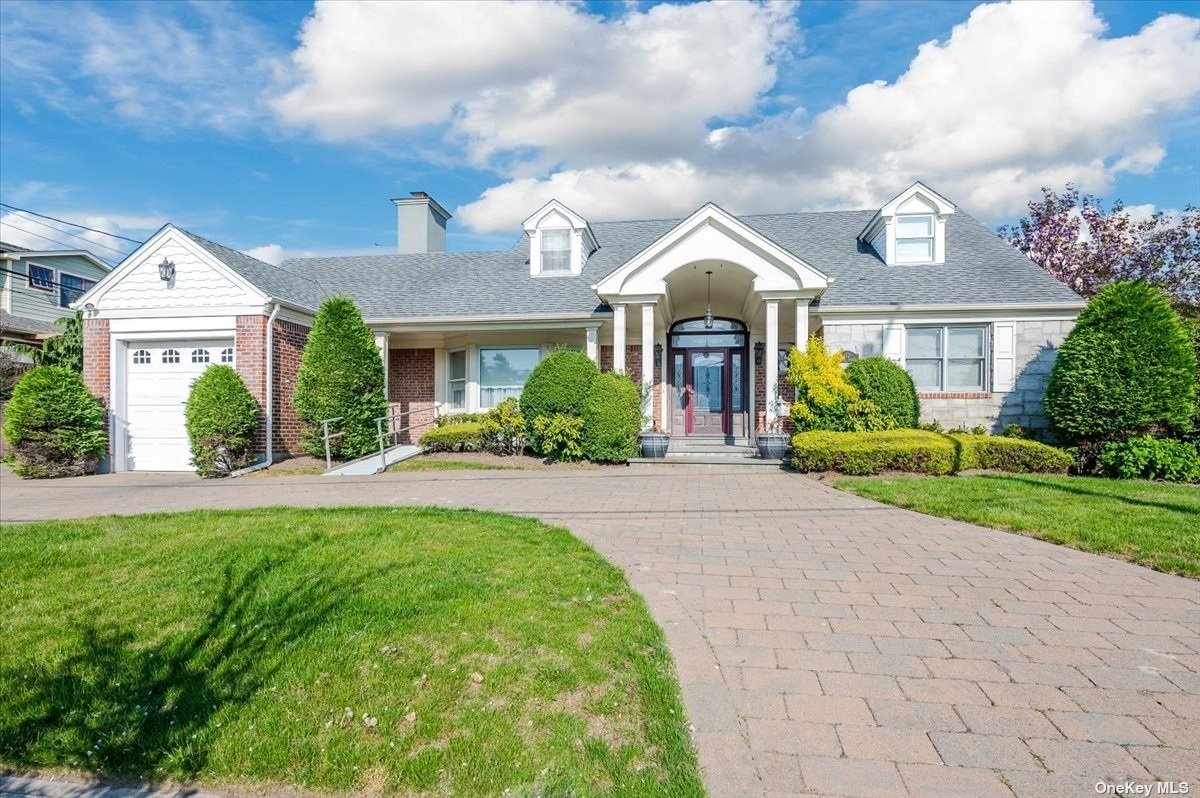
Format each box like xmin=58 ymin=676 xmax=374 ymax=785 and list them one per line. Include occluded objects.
xmin=674 ymin=353 xmax=685 ymax=408
xmin=671 ymin=333 xmax=745 ymax=348
xmin=691 ymin=352 xmax=724 ymax=412
xmin=731 ymin=352 xmax=743 ymax=411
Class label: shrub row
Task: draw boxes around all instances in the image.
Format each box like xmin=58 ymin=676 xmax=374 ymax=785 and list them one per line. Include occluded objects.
xmin=791 ymin=430 xmax=1070 ymax=476
xmin=421 ymin=422 xmax=484 ymax=452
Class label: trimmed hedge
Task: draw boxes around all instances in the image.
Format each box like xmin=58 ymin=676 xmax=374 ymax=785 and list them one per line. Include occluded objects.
xmin=1046 ymin=282 xmax=1197 ymax=442
xmin=791 ymin=430 xmax=1072 ymax=476
xmin=792 ymin=430 xmax=956 ymax=475
xmin=950 ymin=433 xmax=1072 ymax=474
xmin=421 ymin=422 xmax=483 ymax=452
xmin=185 ymin=365 xmax=259 ymax=477
xmin=294 ymin=297 xmax=388 ymax=460
xmin=435 ymin=412 xmax=487 ymax=428
xmin=1098 ymin=437 xmax=1200 ymax=483
xmin=520 ymin=349 xmax=599 ymax=452
xmin=581 ymin=372 xmax=641 ymax=463
xmin=2 ymin=366 xmax=106 ymax=478
xmin=844 ymin=356 xmax=920 ymax=428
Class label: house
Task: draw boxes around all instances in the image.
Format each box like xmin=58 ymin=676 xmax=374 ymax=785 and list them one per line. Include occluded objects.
xmin=1 ymin=241 xmax=111 ymax=346
xmin=76 ymin=182 xmax=1083 ymax=472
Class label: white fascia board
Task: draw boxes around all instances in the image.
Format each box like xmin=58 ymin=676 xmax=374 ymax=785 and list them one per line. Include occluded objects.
xmin=93 ymin=305 xmax=270 ymax=319
xmin=816 ymin=301 xmax=1085 ymax=315
xmin=816 ymin=304 xmax=1083 ymax=325
xmin=859 ymin=181 xmax=957 ymax=241
xmin=109 ymin=315 xmax=238 ymax=335
xmin=364 ymin=312 xmax=611 ymax=333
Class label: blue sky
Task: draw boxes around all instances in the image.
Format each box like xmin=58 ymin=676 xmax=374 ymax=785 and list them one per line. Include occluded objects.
xmin=1 ymin=0 xmax=1197 ymax=265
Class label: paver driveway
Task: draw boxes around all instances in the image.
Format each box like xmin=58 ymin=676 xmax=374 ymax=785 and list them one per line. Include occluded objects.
xmin=2 ymin=464 xmax=1198 ymax=798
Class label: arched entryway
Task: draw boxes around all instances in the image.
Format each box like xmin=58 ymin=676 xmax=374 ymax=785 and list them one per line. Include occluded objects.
xmin=668 ymin=317 xmax=749 ymax=438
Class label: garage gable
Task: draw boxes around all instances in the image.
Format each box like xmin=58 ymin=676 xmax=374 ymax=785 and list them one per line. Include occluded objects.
xmin=82 ymin=225 xmax=267 ymax=312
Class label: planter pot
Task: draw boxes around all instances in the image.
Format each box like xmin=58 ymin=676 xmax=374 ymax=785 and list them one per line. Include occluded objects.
xmin=756 ymin=432 xmax=790 ymax=460
xmin=638 ymin=432 xmax=670 ymax=459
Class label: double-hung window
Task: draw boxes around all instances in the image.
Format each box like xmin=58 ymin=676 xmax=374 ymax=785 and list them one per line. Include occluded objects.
xmin=447 ymin=349 xmax=467 ymax=412
xmin=540 ymin=229 xmax=571 ymax=273
xmin=59 ymin=273 xmax=95 ymax=308
xmin=905 ymin=325 xmax=987 ymax=392
xmin=479 ymin=347 xmax=540 ymax=409
xmin=28 ymin=264 xmax=54 ymax=291
xmin=895 ymin=214 xmax=934 ymax=263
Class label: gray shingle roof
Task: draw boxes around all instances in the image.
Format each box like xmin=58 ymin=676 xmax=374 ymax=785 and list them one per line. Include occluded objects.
xmin=177 ymin=228 xmax=330 ymax=311
xmin=206 ymin=207 xmax=1080 ymax=319
xmin=0 ymin=310 xmax=57 ymax=336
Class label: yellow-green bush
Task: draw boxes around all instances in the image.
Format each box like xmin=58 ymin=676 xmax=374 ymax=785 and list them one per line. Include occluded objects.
xmin=421 ymin=422 xmax=483 ymax=452
xmin=791 ymin=430 xmax=956 ymax=475
xmin=950 ymin=433 xmax=1072 ymax=474
xmin=787 ymin=337 xmax=884 ymax=432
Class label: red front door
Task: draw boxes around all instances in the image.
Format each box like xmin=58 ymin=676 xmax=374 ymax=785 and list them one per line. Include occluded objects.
xmin=686 ymin=350 xmax=728 ymax=435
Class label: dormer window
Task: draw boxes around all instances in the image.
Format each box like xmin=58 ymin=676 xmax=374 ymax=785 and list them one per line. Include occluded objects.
xmin=895 ymin=214 xmax=934 ymax=263
xmin=540 ymin=229 xmax=572 ymax=273
xmin=523 ymin=199 xmax=598 ymax=277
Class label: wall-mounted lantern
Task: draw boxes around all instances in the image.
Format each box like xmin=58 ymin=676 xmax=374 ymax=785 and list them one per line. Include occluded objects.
xmin=653 ymin=343 xmax=663 ymax=367
xmin=157 ymin=258 xmax=175 ymax=282
xmin=754 ymin=341 xmax=765 ymax=366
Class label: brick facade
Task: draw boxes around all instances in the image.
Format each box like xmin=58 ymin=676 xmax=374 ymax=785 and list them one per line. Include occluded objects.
xmin=235 ymin=314 xmax=309 ymax=457
xmin=388 ymin=348 xmax=436 ymax=443
xmin=82 ymin=317 xmax=111 ymax=407
xmin=235 ymin=315 xmax=268 ymax=451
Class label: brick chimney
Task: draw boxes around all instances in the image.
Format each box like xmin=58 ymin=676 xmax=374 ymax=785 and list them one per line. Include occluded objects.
xmin=391 ymin=191 xmax=451 ymax=254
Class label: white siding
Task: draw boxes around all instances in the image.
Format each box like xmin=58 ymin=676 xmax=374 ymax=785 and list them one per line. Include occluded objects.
xmin=99 ymin=238 xmax=259 ymax=310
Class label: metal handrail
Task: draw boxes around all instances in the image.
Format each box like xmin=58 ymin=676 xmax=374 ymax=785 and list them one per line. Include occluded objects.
xmin=319 ymin=416 xmax=345 ymax=470
xmin=374 ymin=405 xmax=442 ymax=470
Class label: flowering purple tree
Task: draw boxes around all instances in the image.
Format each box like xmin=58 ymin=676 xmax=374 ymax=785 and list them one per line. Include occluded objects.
xmin=997 ymin=185 xmax=1199 ymax=305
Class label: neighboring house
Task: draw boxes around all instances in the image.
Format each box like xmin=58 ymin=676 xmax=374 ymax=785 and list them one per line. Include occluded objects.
xmin=76 ymin=182 xmax=1083 ymax=472
xmin=1 ymin=241 xmax=111 ymax=346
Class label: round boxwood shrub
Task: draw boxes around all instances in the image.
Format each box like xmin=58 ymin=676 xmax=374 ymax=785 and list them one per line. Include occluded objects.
xmin=519 ymin=349 xmax=599 ymax=452
xmin=844 ymin=355 xmax=920 ymax=429
xmin=2 ymin=366 xmax=106 ymax=478
xmin=185 ymin=365 xmax=259 ymax=477
xmin=581 ymin=372 xmax=641 ymax=462
xmin=1046 ymin=282 xmax=1197 ymax=444
xmin=421 ymin=422 xmax=483 ymax=452
xmin=294 ymin=297 xmax=388 ymax=459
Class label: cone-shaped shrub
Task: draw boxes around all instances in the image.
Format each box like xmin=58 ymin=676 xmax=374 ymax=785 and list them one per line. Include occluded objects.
xmin=1046 ymin=282 xmax=1196 ymax=443
xmin=294 ymin=297 xmax=388 ymax=459
xmin=581 ymin=371 xmax=641 ymax=462
xmin=845 ymin=355 xmax=920 ymax=429
xmin=185 ymin=365 xmax=259 ymax=477
xmin=519 ymin=348 xmax=599 ymax=453
xmin=2 ymin=366 xmax=106 ymax=478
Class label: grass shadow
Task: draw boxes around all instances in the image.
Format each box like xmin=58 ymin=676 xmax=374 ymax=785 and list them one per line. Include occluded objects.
xmin=0 ymin=553 xmax=365 ymax=781
xmin=977 ymin=473 xmax=1199 ymax=516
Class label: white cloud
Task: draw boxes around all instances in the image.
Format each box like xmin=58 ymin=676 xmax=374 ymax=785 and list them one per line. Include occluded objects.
xmin=272 ymin=0 xmax=796 ymax=170
xmin=452 ymin=2 xmax=1200 ymax=231
xmin=244 ymin=244 xmax=286 ymax=265
xmin=0 ymin=209 xmax=162 ymax=261
xmin=0 ymin=1 xmax=281 ymax=134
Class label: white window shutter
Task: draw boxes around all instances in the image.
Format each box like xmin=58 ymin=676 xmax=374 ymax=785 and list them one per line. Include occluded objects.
xmin=882 ymin=324 xmax=903 ymax=363
xmin=992 ymin=322 xmax=1015 ymax=392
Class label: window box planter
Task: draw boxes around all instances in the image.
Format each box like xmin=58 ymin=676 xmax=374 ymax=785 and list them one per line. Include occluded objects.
xmin=638 ymin=431 xmax=670 ymax=459
xmin=756 ymin=432 xmax=790 ymax=460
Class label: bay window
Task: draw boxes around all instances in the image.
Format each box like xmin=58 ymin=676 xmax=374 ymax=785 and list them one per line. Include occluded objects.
xmin=895 ymin=214 xmax=934 ymax=263
xmin=905 ymin=325 xmax=987 ymax=392
xmin=479 ymin=347 xmax=540 ymax=409
xmin=447 ymin=349 xmax=467 ymax=411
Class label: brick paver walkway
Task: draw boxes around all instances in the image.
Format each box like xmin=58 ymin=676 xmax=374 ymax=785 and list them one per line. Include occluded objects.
xmin=2 ymin=465 xmax=1197 ymax=797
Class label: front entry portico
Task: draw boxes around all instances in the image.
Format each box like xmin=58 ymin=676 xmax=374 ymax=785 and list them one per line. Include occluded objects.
xmin=669 ymin=318 xmax=748 ymax=438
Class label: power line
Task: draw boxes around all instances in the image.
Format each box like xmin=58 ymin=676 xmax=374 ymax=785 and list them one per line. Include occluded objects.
xmin=0 ymin=221 xmax=95 ymax=255
xmin=0 ymin=266 xmax=99 ymax=292
xmin=0 ymin=202 xmax=143 ymax=244
xmin=0 ymin=211 xmax=131 ymax=258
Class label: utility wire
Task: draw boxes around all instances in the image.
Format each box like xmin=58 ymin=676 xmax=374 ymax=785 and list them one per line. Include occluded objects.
xmin=0 ymin=211 xmax=131 ymax=258
xmin=0 ymin=202 xmax=143 ymax=243
xmin=0 ymin=266 xmax=99 ymax=292
xmin=0 ymin=221 xmax=95 ymax=255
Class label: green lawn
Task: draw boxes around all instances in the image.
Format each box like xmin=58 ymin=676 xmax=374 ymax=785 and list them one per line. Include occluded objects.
xmin=387 ymin=459 xmax=522 ymax=473
xmin=0 ymin=508 xmax=702 ymax=797
xmin=837 ymin=474 xmax=1200 ymax=578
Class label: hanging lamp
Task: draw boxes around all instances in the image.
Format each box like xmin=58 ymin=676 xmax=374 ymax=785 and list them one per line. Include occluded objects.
xmin=704 ymin=270 xmax=714 ymax=329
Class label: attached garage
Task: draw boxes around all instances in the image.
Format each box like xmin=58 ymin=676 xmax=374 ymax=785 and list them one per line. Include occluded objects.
xmin=123 ymin=339 xmax=235 ymax=471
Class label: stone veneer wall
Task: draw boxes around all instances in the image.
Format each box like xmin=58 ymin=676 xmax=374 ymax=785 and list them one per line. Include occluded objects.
xmin=388 ymin=348 xmax=436 ymax=443
xmin=821 ymin=319 xmax=1075 ymax=433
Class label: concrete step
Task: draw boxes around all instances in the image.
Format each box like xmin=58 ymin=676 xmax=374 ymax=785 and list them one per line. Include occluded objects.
xmin=631 ymin=454 xmax=783 ymax=466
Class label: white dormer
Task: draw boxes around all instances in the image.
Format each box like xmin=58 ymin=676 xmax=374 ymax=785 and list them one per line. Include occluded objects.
xmin=859 ymin=182 xmax=956 ymax=266
xmin=522 ymin=200 xmax=598 ymax=276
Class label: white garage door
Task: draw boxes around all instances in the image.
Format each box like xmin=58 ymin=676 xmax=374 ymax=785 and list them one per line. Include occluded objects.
xmin=125 ymin=340 xmax=236 ymax=471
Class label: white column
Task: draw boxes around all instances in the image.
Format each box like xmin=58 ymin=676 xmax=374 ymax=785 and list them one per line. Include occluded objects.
xmin=613 ymin=304 xmax=626 ymax=373
xmin=765 ymin=300 xmax=779 ymax=424
xmin=795 ymin=298 xmax=810 ymax=351
xmin=374 ymin=332 xmax=390 ymax=396
xmin=585 ymin=326 xmax=599 ymax=364
xmin=641 ymin=303 xmax=655 ymax=426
